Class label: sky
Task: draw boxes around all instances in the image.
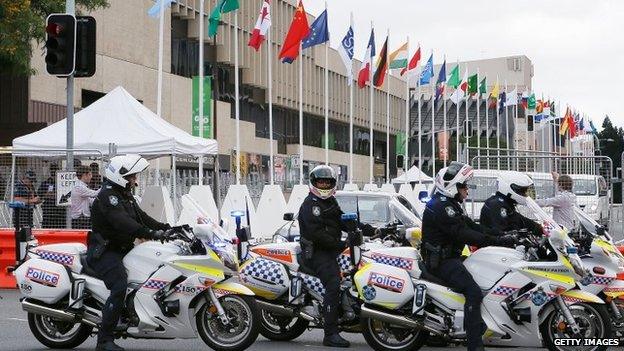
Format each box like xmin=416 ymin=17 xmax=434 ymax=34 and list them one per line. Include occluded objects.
xmin=303 ymin=0 xmax=624 ymax=130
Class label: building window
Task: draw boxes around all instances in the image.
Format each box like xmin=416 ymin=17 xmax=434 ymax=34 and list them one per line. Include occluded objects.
xmin=507 ymin=57 xmax=522 ymax=72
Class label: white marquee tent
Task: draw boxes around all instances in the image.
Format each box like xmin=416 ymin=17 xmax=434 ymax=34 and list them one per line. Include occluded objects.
xmin=391 ymin=165 xmax=434 ymax=184
xmin=12 ymin=86 xmax=217 ymax=156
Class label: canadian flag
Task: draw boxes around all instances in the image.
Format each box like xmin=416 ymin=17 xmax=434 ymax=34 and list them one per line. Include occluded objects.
xmin=357 ymin=29 xmax=375 ymax=89
xmin=248 ymin=0 xmax=271 ymax=51
xmin=450 ymin=71 xmax=468 ymax=104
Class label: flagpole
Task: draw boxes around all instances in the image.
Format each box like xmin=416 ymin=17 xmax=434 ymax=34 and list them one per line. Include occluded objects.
xmin=324 ymin=1 xmax=329 ymax=165
xmin=198 ymin=0 xmax=204 ymax=185
xmin=505 ymin=80 xmax=509 ymax=169
xmin=299 ymin=42 xmax=304 ymax=184
xmin=525 ymin=88 xmax=529 ymax=170
xmin=234 ymin=10 xmax=241 ymax=185
xmin=455 ymin=59 xmax=460 ymax=162
xmin=514 ymin=83 xmax=519 ymax=169
xmin=155 ymin=0 xmax=166 ymax=183
xmin=442 ymin=56 xmax=447 ymax=167
xmin=431 ymin=52 xmax=435 ymax=177
xmin=417 ymin=66 xmax=422 ymax=184
xmin=496 ymin=75 xmax=500 ymax=170
xmin=369 ymin=22 xmax=374 ymax=184
xmin=464 ymin=65 xmax=469 ymax=164
xmin=386 ymin=29 xmax=390 ymax=183
xmin=485 ymin=75 xmax=490 ymax=169
xmin=267 ymin=1 xmax=274 ymax=185
xmin=476 ymin=68 xmax=481 ymax=168
xmin=404 ymin=36 xmax=409 ymax=183
xmin=348 ymin=13 xmax=354 ymax=184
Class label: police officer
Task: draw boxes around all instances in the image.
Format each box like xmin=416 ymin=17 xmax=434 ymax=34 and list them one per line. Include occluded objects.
xmin=421 ymin=162 xmax=515 ymax=351
xmin=87 ymin=155 xmax=171 ymax=351
xmin=298 ymin=165 xmax=374 ymax=348
xmin=480 ymin=171 xmax=543 ymax=236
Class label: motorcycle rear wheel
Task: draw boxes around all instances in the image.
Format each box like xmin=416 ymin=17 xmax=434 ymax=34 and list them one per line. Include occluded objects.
xmin=196 ymin=295 xmax=260 ymax=351
xmin=360 ymin=316 xmax=428 ymax=351
xmin=258 ymin=309 xmax=309 ymax=341
xmin=28 ymin=312 xmax=92 ymax=349
xmin=540 ymin=302 xmax=612 ymax=351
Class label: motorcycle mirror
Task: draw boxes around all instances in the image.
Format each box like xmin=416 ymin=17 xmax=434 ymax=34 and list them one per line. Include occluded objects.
xmin=283 ymin=212 xmax=294 ymax=221
xmin=418 ymin=191 xmax=430 ymax=203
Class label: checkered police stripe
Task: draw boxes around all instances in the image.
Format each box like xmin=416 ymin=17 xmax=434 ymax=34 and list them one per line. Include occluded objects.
xmin=36 ymin=249 xmax=75 ymax=266
xmin=298 ymin=272 xmax=325 ymax=295
xmin=370 ymin=253 xmax=413 ymax=270
xmin=240 ymin=258 xmax=286 ymax=285
xmin=561 ymin=295 xmax=584 ymax=304
xmin=337 ymin=254 xmax=352 ymax=273
xmin=604 ymin=287 xmax=624 ymax=293
xmin=591 ymin=276 xmax=614 ymax=285
xmin=143 ymin=279 xmax=169 ymax=290
xmin=491 ymin=285 xmax=519 ymax=296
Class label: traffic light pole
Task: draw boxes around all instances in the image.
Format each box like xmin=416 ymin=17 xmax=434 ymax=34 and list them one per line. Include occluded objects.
xmin=66 ymin=0 xmax=75 ymax=229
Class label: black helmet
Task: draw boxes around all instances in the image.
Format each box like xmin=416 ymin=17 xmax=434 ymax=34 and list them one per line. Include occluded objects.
xmin=309 ymin=165 xmax=337 ymax=199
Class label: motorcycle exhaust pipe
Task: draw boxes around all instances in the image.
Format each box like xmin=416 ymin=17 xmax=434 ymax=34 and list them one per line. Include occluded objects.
xmin=21 ymin=299 xmax=98 ymax=328
xmin=256 ymin=300 xmax=296 ymax=317
xmin=360 ymin=305 xmax=421 ymax=328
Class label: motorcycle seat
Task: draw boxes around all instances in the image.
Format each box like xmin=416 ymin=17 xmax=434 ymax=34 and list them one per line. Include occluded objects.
xmin=417 ymin=260 xmax=458 ymax=291
xmin=79 ymin=253 xmax=99 ymax=277
xmin=296 ymin=253 xmax=317 ymax=276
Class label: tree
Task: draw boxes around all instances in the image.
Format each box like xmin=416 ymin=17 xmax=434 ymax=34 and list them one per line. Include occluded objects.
xmin=0 ymin=0 xmax=109 ymax=75
xmin=597 ymin=116 xmax=624 ymax=203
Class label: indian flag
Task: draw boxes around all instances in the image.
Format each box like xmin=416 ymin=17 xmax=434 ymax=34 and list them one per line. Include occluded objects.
xmin=388 ymin=42 xmax=408 ymax=70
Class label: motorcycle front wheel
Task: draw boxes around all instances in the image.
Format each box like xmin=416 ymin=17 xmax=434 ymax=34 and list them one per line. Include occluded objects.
xmin=540 ymin=302 xmax=612 ymax=351
xmin=28 ymin=312 xmax=92 ymax=349
xmin=196 ymin=295 xmax=260 ymax=351
xmin=258 ymin=309 xmax=309 ymax=341
xmin=360 ymin=316 xmax=428 ymax=351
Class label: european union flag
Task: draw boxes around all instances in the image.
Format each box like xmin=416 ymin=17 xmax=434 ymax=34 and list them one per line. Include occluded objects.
xmin=148 ymin=0 xmax=173 ymax=18
xmin=419 ymin=55 xmax=434 ymax=85
xmin=302 ymin=10 xmax=329 ymax=49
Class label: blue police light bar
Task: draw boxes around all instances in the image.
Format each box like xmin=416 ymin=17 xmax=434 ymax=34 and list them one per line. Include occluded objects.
xmin=230 ymin=211 xmax=245 ymax=218
xmin=341 ymin=213 xmax=358 ymax=221
xmin=8 ymin=201 xmax=27 ymax=209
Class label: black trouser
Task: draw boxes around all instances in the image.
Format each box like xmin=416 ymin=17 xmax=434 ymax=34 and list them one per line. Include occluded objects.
xmin=431 ymin=258 xmax=485 ymax=351
xmin=87 ymin=250 xmax=128 ymax=343
xmin=308 ymin=250 xmax=341 ymax=336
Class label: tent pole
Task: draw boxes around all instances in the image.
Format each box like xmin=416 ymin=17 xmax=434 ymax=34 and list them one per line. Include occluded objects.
xmin=172 ymin=154 xmax=177 ymax=224
xmin=214 ymin=154 xmax=221 ymax=210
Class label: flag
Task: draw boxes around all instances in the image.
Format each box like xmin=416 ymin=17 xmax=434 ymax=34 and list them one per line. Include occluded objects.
xmin=338 ymin=25 xmax=354 ymax=84
xmin=521 ymin=89 xmax=529 ymax=109
xmin=447 ymin=65 xmax=460 ymax=88
xmin=357 ymin=28 xmax=375 ymax=88
xmin=560 ymin=107 xmax=571 ymax=135
xmin=148 ymin=0 xmax=173 ymax=18
xmin=589 ymin=120 xmax=597 ymax=134
xmin=478 ymin=77 xmax=486 ymax=95
xmin=278 ymin=1 xmax=310 ymax=63
xmin=505 ymin=88 xmax=518 ymax=106
xmin=549 ymin=101 xmax=556 ymax=117
xmin=543 ymin=101 xmax=551 ymax=116
xmin=389 ymin=42 xmax=408 ymax=70
xmin=208 ymin=0 xmax=240 ymax=36
xmin=498 ymin=91 xmax=506 ymax=114
xmin=373 ymin=36 xmax=388 ymax=87
xmin=489 ymin=80 xmax=499 ymax=108
xmin=248 ymin=0 xmax=272 ymax=51
xmin=536 ymin=100 xmax=544 ymax=114
xmin=578 ymin=116 xmax=585 ymax=134
xmin=467 ymin=74 xmax=478 ymax=94
xmin=435 ymin=60 xmax=446 ymax=102
xmin=528 ymin=93 xmax=536 ymax=110
xmin=570 ymin=113 xmax=578 ymax=138
xmin=302 ymin=9 xmax=329 ymax=49
xmin=450 ymin=71 xmax=468 ymax=104
xmin=419 ymin=54 xmax=434 ymax=85
xmin=401 ymin=47 xmax=421 ymax=76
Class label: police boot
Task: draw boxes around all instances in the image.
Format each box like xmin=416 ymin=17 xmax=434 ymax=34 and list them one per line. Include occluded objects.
xmin=95 ymin=340 xmax=125 ymax=351
xmin=323 ymin=333 xmax=350 ymax=348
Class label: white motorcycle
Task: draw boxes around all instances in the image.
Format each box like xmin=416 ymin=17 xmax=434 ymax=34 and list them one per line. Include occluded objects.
xmin=12 ymin=221 xmax=260 ymax=351
xmin=571 ymin=206 xmax=624 ymax=338
xmin=354 ymin=198 xmax=613 ymax=351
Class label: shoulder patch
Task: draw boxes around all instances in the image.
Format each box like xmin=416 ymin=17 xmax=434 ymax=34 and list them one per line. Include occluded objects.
xmin=109 ymin=195 xmax=119 ymax=206
xmin=500 ymin=208 xmax=507 ymax=218
xmin=440 ymin=196 xmax=447 ymax=202
xmin=312 ymin=206 xmax=321 ymax=217
xmin=497 ymin=197 xmax=504 ymax=202
xmin=445 ymin=206 xmax=456 ymax=217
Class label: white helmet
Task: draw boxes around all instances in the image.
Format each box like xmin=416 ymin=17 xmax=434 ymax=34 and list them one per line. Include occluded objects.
xmin=497 ymin=171 xmax=533 ymax=205
xmin=105 ymin=154 xmax=149 ymax=188
xmin=309 ymin=165 xmax=337 ymax=199
xmin=434 ymin=162 xmax=474 ymax=198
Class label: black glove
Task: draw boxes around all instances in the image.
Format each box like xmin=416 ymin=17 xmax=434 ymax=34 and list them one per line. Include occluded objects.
xmin=496 ymin=234 xmax=517 ymax=248
xmin=151 ymin=229 xmax=167 ymax=243
xmin=343 ymin=219 xmax=358 ymax=232
xmin=160 ymin=223 xmax=172 ymax=230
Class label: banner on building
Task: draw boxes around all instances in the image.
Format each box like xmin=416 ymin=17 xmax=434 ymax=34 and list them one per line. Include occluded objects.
xmin=192 ymin=76 xmax=213 ymax=138
xmin=438 ymin=131 xmax=449 ymax=161
xmin=395 ymin=131 xmax=406 ymax=156
xmin=56 ymin=171 xmax=76 ymax=206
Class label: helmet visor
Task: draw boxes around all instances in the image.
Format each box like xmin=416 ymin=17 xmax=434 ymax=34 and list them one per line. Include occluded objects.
xmin=510 ymin=183 xmax=529 ymax=197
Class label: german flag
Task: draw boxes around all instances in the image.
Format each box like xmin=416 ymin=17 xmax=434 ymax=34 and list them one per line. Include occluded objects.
xmin=373 ymin=36 xmax=388 ymax=87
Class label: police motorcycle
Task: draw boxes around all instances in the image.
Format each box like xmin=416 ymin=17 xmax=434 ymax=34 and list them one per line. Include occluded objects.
xmin=570 ymin=206 xmax=624 ymax=339
xmin=354 ymin=196 xmax=613 ymax=351
xmin=12 ymin=217 xmax=260 ymax=351
xmin=238 ymin=205 xmax=422 ymax=341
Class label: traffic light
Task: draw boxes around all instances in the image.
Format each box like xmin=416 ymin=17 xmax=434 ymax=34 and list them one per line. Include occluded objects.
xmin=527 ymin=115 xmax=534 ymax=131
xmin=74 ymin=16 xmax=96 ymax=77
xmin=45 ymin=14 xmax=76 ymax=76
xmin=396 ymin=154 xmax=404 ymax=168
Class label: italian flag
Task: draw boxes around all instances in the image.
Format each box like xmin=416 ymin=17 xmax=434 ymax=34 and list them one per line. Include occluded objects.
xmin=449 ymin=71 xmax=468 ymax=104
xmin=388 ymin=42 xmax=408 ymax=70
